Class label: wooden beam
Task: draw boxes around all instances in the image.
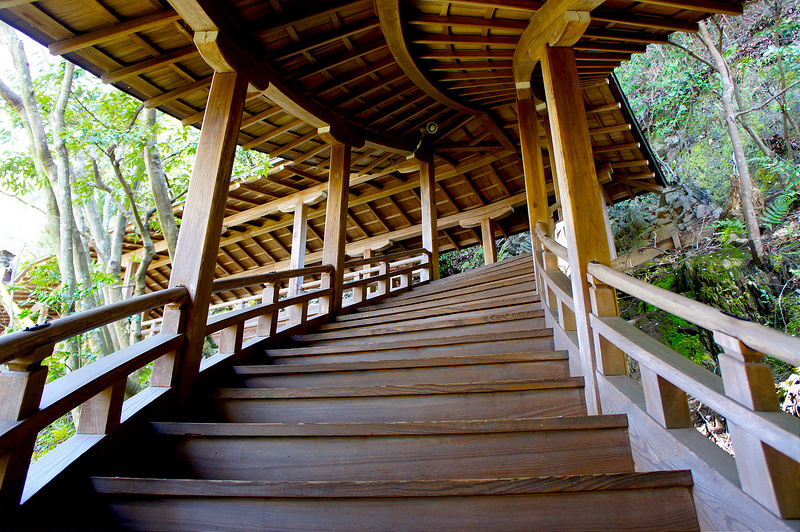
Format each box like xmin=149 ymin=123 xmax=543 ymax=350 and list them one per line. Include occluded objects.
xmin=541 ymin=45 xmax=610 ymax=414
xmin=513 ymin=2 xmax=602 ymax=93
xmin=152 ymin=70 xmax=248 ymax=404
xmin=48 ymin=9 xmax=181 ymax=55
xmin=375 ymin=0 xmax=516 ymax=153
xmin=101 ymin=46 xmax=199 ymax=84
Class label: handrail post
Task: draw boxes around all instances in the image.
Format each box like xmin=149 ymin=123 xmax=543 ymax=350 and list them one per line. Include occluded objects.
xmin=77 ymin=376 xmax=127 ymax=435
xmin=377 ymin=259 xmax=389 ymax=296
xmin=588 ymin=274 xmax=626 ymax=377
xmin=0 ymin=345 xmax=51 ymax=508
xmin=256 ymin=282 xmax=280 ymax=337
xmin=714 ymin=331 xmax=800 ymax=518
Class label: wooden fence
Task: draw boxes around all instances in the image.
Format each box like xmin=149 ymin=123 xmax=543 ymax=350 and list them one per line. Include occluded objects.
xmin=533 ymin=222 xmax=800 ymax=529
xmin=0 ymin=250 xmax=431 ymax=509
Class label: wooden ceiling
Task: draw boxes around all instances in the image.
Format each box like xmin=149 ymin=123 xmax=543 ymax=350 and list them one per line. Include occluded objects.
xmin=0 ymin=0 xmax=744 ymax=304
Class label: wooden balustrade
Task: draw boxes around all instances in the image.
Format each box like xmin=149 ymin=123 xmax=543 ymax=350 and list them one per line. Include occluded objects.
xmin=532 ymin=222 xmax=800 ymax=520
xmin=342 ymin=249 xmax=431 ymax=307
xmin=0 ymin=254 xmax=434 ymax=511
xmin=0 ymin=287 xmax=188 ymax=508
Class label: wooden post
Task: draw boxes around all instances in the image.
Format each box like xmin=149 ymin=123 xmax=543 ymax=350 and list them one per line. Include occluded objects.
xmin=715 ymin=332 xmax=800 ymax=518
xmin=77 ymin=377 xmax=127 ymax=435
xmin=256 ymin=282 xmax=280 ymax=337
xmin=377 ymin=258 xmax=389 ymax=296
xmin=0 ymin=350 xmax=49 ymax=508
xmin=319 ymin=141 xmax=351 ymax=315
xmin=543 ymin=113 xmax=562 ymax=228
xmin=601 ymin=193 xmax=617 ymax=260
xmin=152 ymin=71 xmax=248 ymax=404
xmin=540 ymin=45 xmax=612 ymax=415
xmin=288 ymin=201 xmax=308 ymax=324
xmin=481 ymin=217 xmax=497 ymax=265
xmin=517 ymin=98 xmax=550 ymax=244
xmin=419 ymin=154 xmax=440 ymax=281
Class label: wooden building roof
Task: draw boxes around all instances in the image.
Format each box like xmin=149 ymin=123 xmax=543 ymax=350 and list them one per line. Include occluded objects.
xmin=0 ymin=0 xmax=745 ymax=305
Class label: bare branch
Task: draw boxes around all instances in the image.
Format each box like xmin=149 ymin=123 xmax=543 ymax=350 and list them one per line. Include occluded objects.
xmin=0 ymin=188 xmax=47 ymax=216
xmin=667 ymin=39 xmax=717 ymax=71
xmin=735 ymin=80 xmax=800 ymax=117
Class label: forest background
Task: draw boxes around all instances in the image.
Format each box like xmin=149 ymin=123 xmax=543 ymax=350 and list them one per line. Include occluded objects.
xmin=0 ymin=0 xmax=798 ymax=456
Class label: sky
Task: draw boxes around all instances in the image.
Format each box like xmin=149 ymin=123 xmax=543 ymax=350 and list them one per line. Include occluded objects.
xmin=0 ymin=30 xmax=53 ymax=264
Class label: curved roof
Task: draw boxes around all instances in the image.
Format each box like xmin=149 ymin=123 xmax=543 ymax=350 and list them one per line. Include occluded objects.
xmin=0 ymin=0 xmax=744 ymax=305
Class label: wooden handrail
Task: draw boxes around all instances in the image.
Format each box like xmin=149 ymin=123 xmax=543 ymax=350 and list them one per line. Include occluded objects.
xmin=211 ymin=264 xmax=334 ymax=294
xmin=0 ymin=286 xmax=188 ymax=366
xmin=0 ymin=334 xmax=183 ymax=453
xmin=343 ymin=249 xmax=430 ymax=270
xmin=591 ymin=316 xmax=800 ymax=462
xmin=344 ymin=263 xmax=423 ymax=290
xmin=205 ymin=288 xmax=333 ymax=335
xmin=587 ymin=262 xmax=800 ymax=367
xmin=534 ymin=222 xmax=568 ymax=261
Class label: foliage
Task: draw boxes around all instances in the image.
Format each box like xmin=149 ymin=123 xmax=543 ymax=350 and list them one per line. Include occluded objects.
xmin=761 ymin=176 xmax=800 ymax=228
xmin=713 ymin=218 xmax=747 ymax=242
xmin=31 ymin=415 xmax=75 ymax=462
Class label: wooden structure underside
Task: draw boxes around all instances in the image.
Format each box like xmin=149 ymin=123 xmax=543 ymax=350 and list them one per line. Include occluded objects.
xmin=0 ymin=0 xmax=742 ymax=308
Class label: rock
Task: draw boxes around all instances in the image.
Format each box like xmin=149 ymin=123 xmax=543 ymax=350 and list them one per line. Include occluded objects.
xmin=695 ymin=204 xmax=714 ymax=219
xmin=677 ymin=223 xmax=686 ymax=231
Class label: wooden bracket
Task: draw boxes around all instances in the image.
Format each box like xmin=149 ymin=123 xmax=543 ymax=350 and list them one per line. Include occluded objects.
xmin=194 ymin=31 xmax=237 ymax=73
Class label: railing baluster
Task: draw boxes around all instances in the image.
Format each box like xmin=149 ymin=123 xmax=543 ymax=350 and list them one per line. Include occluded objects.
xmin=588 ymin=275 xmax=626 ymax=376
xmin=256 ymin=282 xmax=281 ymax=337
xmin=0 ymin=344 xmax=52 ymax=507
xmin=151 ymin=303 xmax=185 ymax=387
xmin=715 ymin=331 xmax=800 ymax=518
xmin=640 ymin=366 xmax=692 ymax=429
xmin=77 ymin=376 xmax=127 ymax=435
xmin=377 ymin=259 xmax=389 ymax=296
xmin=219 ymin=322 xmax=244 ymax=355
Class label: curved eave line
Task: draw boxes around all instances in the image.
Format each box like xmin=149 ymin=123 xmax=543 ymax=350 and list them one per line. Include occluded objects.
xmin=376 ymin=0 xmax=516 ymax=153
xmin=170 ymin=0 xmax=413 ymax=153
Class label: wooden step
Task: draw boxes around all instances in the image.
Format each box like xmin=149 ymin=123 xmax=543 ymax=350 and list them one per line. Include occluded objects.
xmin=293 ymin=308 xmax=544 ymax=344
xmin=206 ymin=378 xmax=587 ymax=423
xmin=92 ymin=472 xmax=699 ymax=532
xmin=268 ymin=329 xmax=555 ymax=364
xmin=234 ymin=351 xmax=569 ymax=388
xmin=353 ymin=273 xmax=536 ymax=313
xmin=320 ymin=293 xmax=540 ymax=331
xmin=146 ymin=415 xmax=634 ymax=482
xmin=338 ymin=281 xmax=538 ymax=321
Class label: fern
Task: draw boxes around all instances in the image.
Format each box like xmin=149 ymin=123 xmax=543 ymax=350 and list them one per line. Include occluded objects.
xmin=761 ymin=194 xmax=796 ymax=228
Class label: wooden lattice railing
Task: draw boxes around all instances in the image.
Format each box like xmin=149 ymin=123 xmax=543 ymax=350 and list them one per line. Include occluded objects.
xmin=533 ymin=222 xmax=800 ymax=521
xmin=0 ymin=250 xmax=432 ymax=510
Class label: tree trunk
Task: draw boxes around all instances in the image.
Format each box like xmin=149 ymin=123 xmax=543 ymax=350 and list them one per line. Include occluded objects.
xmin=698 ymin=22 xmax=764 ymax=260
xmin=144 ymin=108 xmax=179 ymax=261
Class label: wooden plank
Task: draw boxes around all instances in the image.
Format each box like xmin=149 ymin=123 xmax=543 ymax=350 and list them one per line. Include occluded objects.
xmin=148 ymin=425 xmax=633 ymax=481
xmin=48 ymin=9 xmax=181 ymax=55
xmin=0 ymin=287 xmax=187 ymax=366
xmin=238 ymin=359 xmax=570 ymax=388
xmin=211 ymin=385 xmax=585 ymax=423
xmin=94 ymin=476 xmax=698 ymax=532
xmin=152 ymin=71 xmax=249 ymax=402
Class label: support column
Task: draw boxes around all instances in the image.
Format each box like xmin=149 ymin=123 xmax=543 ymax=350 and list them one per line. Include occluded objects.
xmin=419 ymin=153 xmax=439 ymax=280
xmin=152 ymin=71 xmax=248 ymax=402
xmin=287 ymin=201 xmax=308 ymax=324
xmin=481 ymin=217 xmax=497 ymax=265
xmin=540 ymin=45 xmax=611 ymax=415
xmin=517 ymin=98 xmax=549 ymax=236
xmin=319 ymin=141 xmax=351 ymax=315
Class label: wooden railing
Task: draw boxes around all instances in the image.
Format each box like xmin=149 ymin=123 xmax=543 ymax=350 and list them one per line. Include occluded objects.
xmin=342 ymin=249 xmax=431 ymax=307
xmin=533 ymin=222 xmax=800 ymax=523
xmin=0 ymin=250 xmax=432 ymax=510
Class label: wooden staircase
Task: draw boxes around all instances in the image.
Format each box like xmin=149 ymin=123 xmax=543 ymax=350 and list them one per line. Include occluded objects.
xmin=86 ymin=256 xmax=700 ymax=531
